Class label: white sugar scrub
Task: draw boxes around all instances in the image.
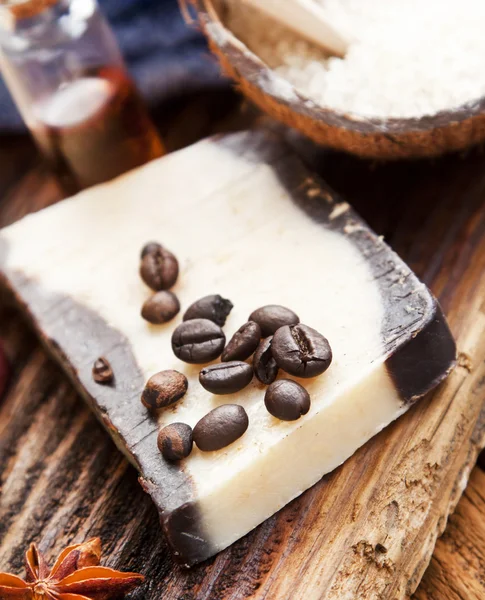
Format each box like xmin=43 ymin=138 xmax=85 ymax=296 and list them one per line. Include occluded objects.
xmin=226 ymin=0 xmax=485 ymax=120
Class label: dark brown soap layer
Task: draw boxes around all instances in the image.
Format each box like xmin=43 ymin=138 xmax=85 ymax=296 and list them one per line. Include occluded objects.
xmin=386 ymin=305 xmax=456 ymax=403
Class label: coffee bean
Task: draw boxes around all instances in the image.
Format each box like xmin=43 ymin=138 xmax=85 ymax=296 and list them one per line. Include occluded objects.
xmin=222 ymin=321 xmax=261 ymax=362
xmin=141 ymin=370 xmax=188 ymax=409
xmin=272 ymin=324 xmax=332 ymax=378
xmin=199 ymin=361 xmax=253 ymax=395
xmin=193 ymin=404 xmax=249 ymax=451
xmin=265 ymin=379 xmax=311 ymax=421
xmin=158 ymin=423 xmax=193 ymax=461
xmin=172 ymin=318 xmax=226 ymax=364
xmin=249 ymin=305 xmax=300 ymax=337
xmin=92 ymin=357 xmax=114 ymax=384
xmin=140 ymin=243 xmax=179 ymax=291
xmin=141 ymin=291 xmax=180 ymax=324
xmin=183 ymin=294 xmax=233 ymax=327
xmin=141 ymin=241 xmax=162 ymax=259
xmin=253 ymin=336 xmax=279 ymax=384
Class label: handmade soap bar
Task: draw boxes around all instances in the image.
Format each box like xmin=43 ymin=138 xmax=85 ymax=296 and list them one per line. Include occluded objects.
xmin=0 ymin=131 xmax=456 ymax=566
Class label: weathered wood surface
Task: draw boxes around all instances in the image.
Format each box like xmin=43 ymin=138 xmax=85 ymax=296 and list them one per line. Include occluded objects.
xmin=414 ymin=467 xmax=485 ymax=600
xmin=0 ymin=119 xmax=485 ymax=599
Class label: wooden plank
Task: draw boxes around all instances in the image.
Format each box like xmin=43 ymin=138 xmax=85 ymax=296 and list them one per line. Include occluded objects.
xmin=0 ymin=134 xmax=485 ymax=599
xmin=415 ymin=467 xmax=485 ymax=600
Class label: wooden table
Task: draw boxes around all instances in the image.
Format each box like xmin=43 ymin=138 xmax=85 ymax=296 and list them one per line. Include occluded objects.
xmin=0 ymin=97 xmax=484 ymax=599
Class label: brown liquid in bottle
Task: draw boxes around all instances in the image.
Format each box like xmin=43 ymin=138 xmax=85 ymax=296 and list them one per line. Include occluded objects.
xmin=33 ymin=67 xmax=164 ymax=194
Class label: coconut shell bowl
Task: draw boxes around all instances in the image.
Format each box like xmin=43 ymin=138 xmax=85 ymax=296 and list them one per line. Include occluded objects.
xmin=184 ymin=0 xmax=485 ymax=159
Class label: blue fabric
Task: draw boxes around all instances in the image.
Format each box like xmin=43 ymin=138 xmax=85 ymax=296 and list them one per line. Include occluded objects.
xmin=0 ymin=0 xmax=226 ymax=131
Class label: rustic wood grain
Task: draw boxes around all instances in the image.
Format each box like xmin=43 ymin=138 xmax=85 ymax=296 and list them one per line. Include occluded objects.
xmin=1 ymin=124 xmax=485 ymax=599
xmin=414 ymin=467 xmax=485 ymax=600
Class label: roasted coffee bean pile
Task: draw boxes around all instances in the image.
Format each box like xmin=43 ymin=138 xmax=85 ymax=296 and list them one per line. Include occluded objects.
xmin=183 ymin=294 xmax=233 ymax=326
xmin=157 ymin=422 xmax=193 ymax=461
xmin=172 ymin=318 xmax=226 ymax=363
xmin=140 ymin=242 xmax=181 ymax=324
xmin=133 ymin=242 xmax=333 ymax=462
xmin=199 ymin=362 xmax=253 ymax=395
xmin=193 ymin=405 xmax=249 ymax=451
xmin=141 ymin=370 xmax=188 ymax=410
xmin=92 ymin=357 xmax=114 ymax=385
xmin=141 ymin=291 xmax=180 ymax=325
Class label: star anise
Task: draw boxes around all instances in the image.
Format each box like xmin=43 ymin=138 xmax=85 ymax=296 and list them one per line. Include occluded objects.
xmin=0 ymin=537 xmax=144 ymax=599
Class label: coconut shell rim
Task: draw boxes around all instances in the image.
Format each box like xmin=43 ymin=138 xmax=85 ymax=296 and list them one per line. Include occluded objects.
xmin=189 ymin=0 xmax=485 ymax=137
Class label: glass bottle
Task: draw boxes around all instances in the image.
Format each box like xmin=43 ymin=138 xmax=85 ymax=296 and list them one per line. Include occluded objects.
xmin=0 ymin=0 xmax=165 ymax=194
